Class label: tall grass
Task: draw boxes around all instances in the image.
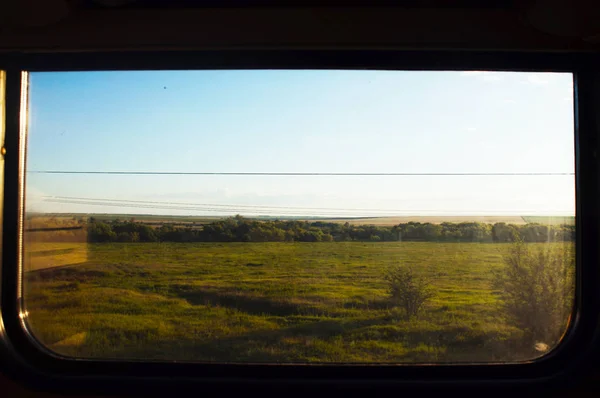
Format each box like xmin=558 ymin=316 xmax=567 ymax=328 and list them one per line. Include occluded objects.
xmin=23 ymin=242 xmax=573 ymax=363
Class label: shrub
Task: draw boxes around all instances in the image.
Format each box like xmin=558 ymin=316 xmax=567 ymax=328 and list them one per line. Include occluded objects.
xmin=131 ymin=232 xmax=140 ymax=243
xmin=385 ymin=265 xmax=434 ymax=319
xmin=493 ymin=241 xmax=575 ymax=348
xmin=117 ymin=232 xmax=133 ymax=243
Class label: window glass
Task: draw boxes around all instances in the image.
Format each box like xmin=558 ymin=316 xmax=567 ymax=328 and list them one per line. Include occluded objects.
xmin=23 ymin=70 xmax=575 ymax=363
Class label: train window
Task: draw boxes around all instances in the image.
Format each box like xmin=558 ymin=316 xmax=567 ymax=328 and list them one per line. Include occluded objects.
xmin=21 ymin=69 xmax=575 ymax=364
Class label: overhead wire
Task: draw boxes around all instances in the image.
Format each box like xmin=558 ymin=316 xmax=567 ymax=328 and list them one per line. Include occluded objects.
xmin=28 ymin=170 xmax=574 ymax=176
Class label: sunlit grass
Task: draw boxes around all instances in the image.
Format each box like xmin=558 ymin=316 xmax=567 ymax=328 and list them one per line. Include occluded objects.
xmin=24 ymin=242 xmax=88 ymax=271
xmin=24 ymin=242 xmax=568 ymax=363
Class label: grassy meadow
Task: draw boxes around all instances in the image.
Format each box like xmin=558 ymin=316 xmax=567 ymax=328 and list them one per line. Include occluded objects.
xmin=23 ymin=241 xmax=572 ymax=363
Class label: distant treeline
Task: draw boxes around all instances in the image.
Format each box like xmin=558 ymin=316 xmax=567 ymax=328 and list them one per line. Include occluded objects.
xmin=88 ymin=216 xmax=575 ymax=243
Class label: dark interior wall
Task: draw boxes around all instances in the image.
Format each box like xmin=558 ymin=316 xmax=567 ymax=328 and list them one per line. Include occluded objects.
xmin=0 ymin=1 xmax=599 ymax=52
xmin=1 ymin=1 xmax=600 ymax=396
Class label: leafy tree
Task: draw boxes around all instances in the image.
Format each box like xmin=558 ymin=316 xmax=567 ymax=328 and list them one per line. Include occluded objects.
xmin=117 ymin=232 xmax=133 ymax=242
xmin=492 ymin=222 xmax=518 ymax=242
xmin=422 ymin=223 xmax=442 ymax=240
xmin=385 ymin=265 xmax=434 ymax=319
xmin=493 ymin=241 xmax=575 ymax=348
xmin=520 ymin=224 xmax=548 ymax=242
xmin=137 ymin=224 xmax=158 ymax=242
xmin=284 ymin=230 xmax=296 ymax=242
xmin=84 ymin=217 xmax=576 ymax=244
xmin=88 ymin=222 xmax=116 ymax=242
xmin=321 ymin=233 xmax=334 ymax=242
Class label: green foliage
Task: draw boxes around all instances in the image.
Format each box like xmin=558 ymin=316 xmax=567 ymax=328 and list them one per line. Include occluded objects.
xmin=493 ymin=241 xmax=575 ymax=348
xmin=86 ymin=217 xmax=576 ymax=244
xmin=88 ymin=221 xmax=116 ymax=242
xmin=385 ymin=266 xmax=434 ymax=319
xmin=117 ymin=232 xmax=133 ymax=243
xmin=492 ymin=222 xmax=518 ymax=242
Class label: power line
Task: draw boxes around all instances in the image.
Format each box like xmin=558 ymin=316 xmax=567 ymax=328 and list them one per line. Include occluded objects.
xmin=40 ymin=198 xmax=424 ymax=215
xmin=38 ymin=196 xmax=569 ymax=216
xmin=27 ymin=170 xmax=575 ymax=176
xmin=39 ymin=196 xmax=452 ymax=213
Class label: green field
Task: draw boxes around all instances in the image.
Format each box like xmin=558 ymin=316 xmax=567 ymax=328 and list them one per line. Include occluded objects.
xmin=24 ymin=242 xmax=571 ymax=363
xmin=522 ymin=216 xmax=576 ymax=225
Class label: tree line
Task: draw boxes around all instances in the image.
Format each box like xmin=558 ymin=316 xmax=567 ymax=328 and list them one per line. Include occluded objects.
xmin=88 ymin=216 xmax=575 ymax=243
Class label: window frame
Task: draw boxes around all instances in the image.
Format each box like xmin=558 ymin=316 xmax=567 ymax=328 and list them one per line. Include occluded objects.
xmin=0 ymin=50 xmax=599 ymax=394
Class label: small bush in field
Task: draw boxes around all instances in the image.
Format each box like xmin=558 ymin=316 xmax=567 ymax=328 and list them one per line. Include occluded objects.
xmin=385 ymin=265 xmax=434 ymax=319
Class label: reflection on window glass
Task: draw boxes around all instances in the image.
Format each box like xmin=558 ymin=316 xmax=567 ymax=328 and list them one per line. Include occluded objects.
xmin=22 ymin=70 xmax=575 ymax=363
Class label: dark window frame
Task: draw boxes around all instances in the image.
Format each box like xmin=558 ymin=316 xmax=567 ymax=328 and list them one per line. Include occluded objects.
xmin=0 ymin=50 xmax=599 ymax=394
xmin=81 ymin=0 xmax=514 ymax=9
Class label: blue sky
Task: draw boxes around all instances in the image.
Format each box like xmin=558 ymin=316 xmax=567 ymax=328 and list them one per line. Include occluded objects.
xmin=25 ymin=70 xmax=575 ymax=216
